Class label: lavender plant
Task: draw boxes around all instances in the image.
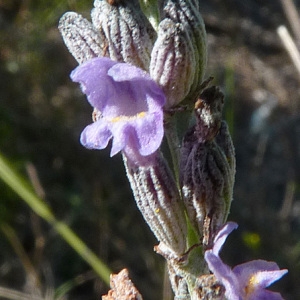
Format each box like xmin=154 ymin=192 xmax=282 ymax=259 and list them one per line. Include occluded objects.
xmin=59 ymin=0 xmax=288 ymax=299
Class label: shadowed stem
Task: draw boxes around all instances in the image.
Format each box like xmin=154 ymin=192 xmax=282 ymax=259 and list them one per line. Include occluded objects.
xmin=138 ymin=0 xmax=160 ymax=30
xmin=164 ymin=115 xmax=181 ymax=187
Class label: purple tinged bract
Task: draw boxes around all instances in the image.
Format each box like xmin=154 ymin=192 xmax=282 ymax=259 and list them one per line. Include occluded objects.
xmin=71 ymin=57 xmax=166 ymax=160
xmin=204 ymin=222 xmax=288 ymax=300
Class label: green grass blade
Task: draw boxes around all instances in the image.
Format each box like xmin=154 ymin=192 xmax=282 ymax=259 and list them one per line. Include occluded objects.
xmin=0 ymin=151 xmax=111 ymax=285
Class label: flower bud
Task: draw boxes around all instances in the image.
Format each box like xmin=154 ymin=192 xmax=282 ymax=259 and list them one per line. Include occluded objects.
xmin=150 ymin=19 xmax=196 ymax=108
xmin=180 ymin=87 xmax=235 ymax=249
xmin=58 ymin=12 xmax=106 ymax=64
xmin=123 ymin=151 xmax=187 ymax=255
xmin=150 ymin=0 xmax=207 ymax=107
xmin=91 ymin=0 xmax=156 ymax=70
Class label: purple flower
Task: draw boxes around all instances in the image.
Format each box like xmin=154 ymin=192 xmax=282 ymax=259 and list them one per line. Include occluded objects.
xmin=204 ymin=222 xmax=288 ymax=300
xmin=71 ymin=57 xmax=166 ymax=160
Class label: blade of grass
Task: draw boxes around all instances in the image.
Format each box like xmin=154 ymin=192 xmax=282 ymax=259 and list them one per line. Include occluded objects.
xmin=0 ymin=151 xmax=111 ymax=286
xmin=55 ymin=271 xmax=96 ymax=299
xmin=277 ymin=25 xmax=300 ymax=79
xmin=0 ymin=286 xmax=43 ymax=300
xmin=0 ymin=222 xmax=42 ymax=289
xmin=279 ymin=0 xmax=300 ymax=44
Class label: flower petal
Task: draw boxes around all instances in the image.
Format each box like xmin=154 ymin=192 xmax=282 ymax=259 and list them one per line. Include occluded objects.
xmin=233 ymin=260 xmax=287 ymax=290
xmin=254 ymin=269 xmax=288 ymax=290
xmin=110 ymin=122 xmax=131 ymax=156
xmin=205 ymin=250 xmax=240 ymax=300
xmin=80 ymin=121 xmax=112 ymax=150
xmin=212 ymin=221 xmax=238 ymax=255
xmin=134 ymin=112 xmax=164 ymax=156
xmin=108 ymin=62 xmax=154 ymax=82
xmin=107 ymin=112 xmax=164 ymax=157
xmin=71 ymin=57 xmax=118 ymax=110
xmin=108 ymin=63 xmax=166 ymax=110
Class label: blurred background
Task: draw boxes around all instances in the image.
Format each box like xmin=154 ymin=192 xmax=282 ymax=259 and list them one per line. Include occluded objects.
xmin=0 ymin=0 xmax=300 ymax=299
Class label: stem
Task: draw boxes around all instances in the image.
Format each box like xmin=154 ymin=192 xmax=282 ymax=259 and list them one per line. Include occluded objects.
xmin=138 ymin=0 xmax=160 ymax=31
xmin=164 ymin=115 xmax=181 ymax=186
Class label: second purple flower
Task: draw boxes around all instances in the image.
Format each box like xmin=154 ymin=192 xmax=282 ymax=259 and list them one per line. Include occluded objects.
xmin=204 ymin=222 xmax=288 ymax=300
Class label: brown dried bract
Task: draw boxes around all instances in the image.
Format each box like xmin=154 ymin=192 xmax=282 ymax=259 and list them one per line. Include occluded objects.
xmin=102 ymin=269 xmax=143 ymax=300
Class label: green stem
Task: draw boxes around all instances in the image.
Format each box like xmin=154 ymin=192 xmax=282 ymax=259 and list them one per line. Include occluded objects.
xmin=138 ymin=0 xmax=160 ymax=31
xmin=0 ymin=151 xmax=111 ymax=285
